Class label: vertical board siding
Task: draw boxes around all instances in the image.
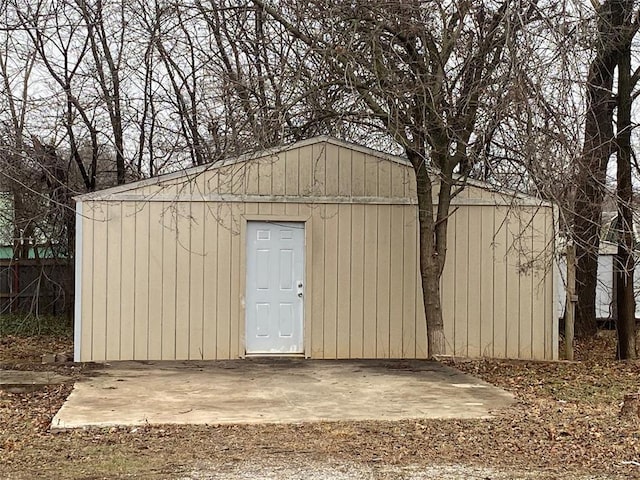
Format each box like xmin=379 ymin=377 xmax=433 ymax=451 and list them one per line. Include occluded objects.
xmin=388 ymin=205 xmax=404 ymax=357
xmin=518 ymin=212 xmax=534 ymax=359
xmin=436 ymin=203 xmax=554 ymax=361
xmin=202 ymin=204 xmax=219 ymax=359
xmin=216 ymin=206 xmax=233 ymax=359
xmin=298 ymin=145 xmax=313 ymax=195
xmin=349 ymin=204 xmax=365 ymax=357
xmin=80 ymin=141 xmax=555 ymax=362
xmin=189 ymin=202 xmax=205 ymax=359
xmin=338 ymin=146 xmax=352 ymax=196
xmin=245 ymin=160 xmax=259 ymax=195
xmin=362 ymin=205 xmax=378 ymax=358
xmin=336 ymin=204 xmax=352 ymax=358
xmin=377 ymin=158 xmax=391 ymax=198
xmin=105 ymin=202 xmax=121 ymax=360
xmin=133 ymin=202 xmax=150 ymax=360
xmin=492 ymin=207 xmax=509 ymax=358
xmin=310 ymin=204 xmax=326 ymax=357
xmin=323 ymin=204 xmax=339 ymax=358
xmin=175 ymin=203 xmax=191 ymax=359
xmin=161 ymin=205 xmax=177 ymax=360
xmin=306 ymin=203 xmax=425 ymax=359
xmin=364 ymin=154 xmax=379 ymax=196
xmin=376 ymin=205 xmax=391 ymax=357
xmin=272 ymin=152 xmax=286 ymax=195
xmin=530 ymin=211 xmax=547 ymax=359
xmin=466 ymin=207 xmax=482 ymax=357
xmin=324 ymin=143 xmax=340 ymax=197
xmin=390 ymin=163 xmax=405 ymax=198
xmin=91 ymin=204 xmax=108 ymax=361
xmin=505 ymin=213 xmax=521 ymax=359
xmin=311 ymin=143 xmax=326 ymax=196
xmin=453 ymin=206 xmax=469 ymax=356
xmin=402 ymin=208 xmax=417 ymax=358
xmin=285 ymin=149 xmax=299 ymax=196
xmin=441 ymin=213 xmax=456 ymax=354
xmin=120 ymin=202 xmax=137 ymax=360
xmin=229 ymin=203 xmax=243 ymax=358
xmin=147 ymin=203 xmax=164 ymax=359
xmin=258 ymin=159 xmax=272 ymax=195
xmin=351 ymin=150 xmax=366 ymax=196
xmin=479 ymin=206 xmax=495 ymax=357
xmin=545 ymin=210 xmax=555 ymax=359
xmin=80 ymin=204 xmax=95 ymax=361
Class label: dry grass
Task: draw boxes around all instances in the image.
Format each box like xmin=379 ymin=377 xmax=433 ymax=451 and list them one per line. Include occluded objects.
xmin=1 ymin=333 xmax=639 ymax=479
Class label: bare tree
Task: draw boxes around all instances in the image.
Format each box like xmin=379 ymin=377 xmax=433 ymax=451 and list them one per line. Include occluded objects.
xmin=253 ymin=0 xmax=551 ymax=355
xmin=573 ymin=0 xmax=633 ymax=338
xmin=75 ymin=0 xmax=127 ymax=184
xmin=0 ymin=2 xmax=39 ymax=259
xmin=614 ymin=2 xmax=638 ymax=359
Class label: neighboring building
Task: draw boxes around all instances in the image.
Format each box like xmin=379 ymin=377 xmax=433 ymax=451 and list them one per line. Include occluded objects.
xmin=557 ymin=213 xmax=640 ymax=321
xmin=73 ymin=137 xmax=557 ymax=362
xmin=0 ymin=192 xmax=13 ymax=246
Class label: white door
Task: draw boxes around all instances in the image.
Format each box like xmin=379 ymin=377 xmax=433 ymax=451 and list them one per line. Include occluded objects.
xmin=245 ymin=221 xmax=305 ymax=354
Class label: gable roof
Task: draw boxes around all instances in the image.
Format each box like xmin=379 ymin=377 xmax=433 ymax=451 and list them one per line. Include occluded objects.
xmin=74 ymin=136 xmax=407 ymax=201
xmin=74 ymin=136 xmax=552 ymax=206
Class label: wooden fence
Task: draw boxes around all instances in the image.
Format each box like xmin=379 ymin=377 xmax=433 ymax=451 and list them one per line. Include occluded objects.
xmin=0 ymin=258 xmax=71 ymax=315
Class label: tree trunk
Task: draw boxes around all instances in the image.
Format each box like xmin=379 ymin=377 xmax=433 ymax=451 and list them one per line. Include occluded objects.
xmin=413 ymin=153 xmax=446 ymax=356
xmin=615 ymin=19 xmax=636 ymax=360
xmin=574 ymin=233 xmax=601 ymax=337
xmin=574 ymin=0 xmax=625 ymax=338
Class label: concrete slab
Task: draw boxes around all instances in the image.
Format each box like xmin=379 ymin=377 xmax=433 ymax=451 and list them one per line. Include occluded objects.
xmin=51 ymin=359 xmax=513 ymax=430
xmin=0 ymin=370 xmax=71 ymax=393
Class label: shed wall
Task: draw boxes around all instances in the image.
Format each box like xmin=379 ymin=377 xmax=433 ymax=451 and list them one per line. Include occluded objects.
xmin=77 ymin=141 xmax=555 ymax=361
xmin=78 ymin=199 xmax=554 ymax=361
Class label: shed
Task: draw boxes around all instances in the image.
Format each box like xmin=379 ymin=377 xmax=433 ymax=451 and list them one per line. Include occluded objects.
xmin=74 ymin=137 xmax=558 ymax=362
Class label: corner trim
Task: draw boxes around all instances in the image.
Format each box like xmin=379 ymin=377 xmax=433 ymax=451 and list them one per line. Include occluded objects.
xmin=551 ymin=203 xmax=560 ymax=361
xmin=73 ymin=202 xmax=83 ymax=362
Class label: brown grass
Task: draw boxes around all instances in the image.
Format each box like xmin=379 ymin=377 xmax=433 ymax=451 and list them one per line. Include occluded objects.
xmin=1 ymin=333 xmax=639 ymax=479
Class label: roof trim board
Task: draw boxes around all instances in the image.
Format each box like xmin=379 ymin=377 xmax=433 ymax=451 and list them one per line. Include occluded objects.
xmin=77 ymin=193 xmax=550 ymax=208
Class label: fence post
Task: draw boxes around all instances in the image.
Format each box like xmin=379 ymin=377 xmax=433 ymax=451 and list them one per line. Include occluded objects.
xmin=565 ymin=243 xmax=576 ymax=361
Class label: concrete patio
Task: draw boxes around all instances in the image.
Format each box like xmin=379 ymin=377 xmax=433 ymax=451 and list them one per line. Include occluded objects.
xmin=50 ymin=359 xmax=514 ymax=430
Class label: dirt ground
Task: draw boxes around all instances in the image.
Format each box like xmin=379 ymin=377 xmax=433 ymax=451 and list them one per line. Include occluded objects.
xmin=1 ymin=332 xmax=639 ymax=479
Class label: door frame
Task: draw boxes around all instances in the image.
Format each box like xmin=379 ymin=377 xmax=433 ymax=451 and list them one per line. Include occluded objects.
xmin=239 ymin=214 xmax=311 ymax=358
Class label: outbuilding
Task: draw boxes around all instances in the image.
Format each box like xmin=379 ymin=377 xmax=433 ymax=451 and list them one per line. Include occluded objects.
xmin=74 ymin=137 xmax=558 ymax=362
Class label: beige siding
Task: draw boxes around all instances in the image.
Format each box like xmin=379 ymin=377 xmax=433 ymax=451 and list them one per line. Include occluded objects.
xmin=389 ymin=205 xmax=404 ymax=357
xmin=91 ymin=204 xmax=108 ymax=361
xmin=336 ymin=204 xmax=351 ymax=358
xmin=349 ymin=204 xmax=365 ymax=357
xmin=120 ymin=202 xmax=136 ymax=359
xmin=80 ymin=203 xmax=94 ymax=362
xmin=376 ymin=205 xmax=391 ymax=357
xmin=467 ymin=208 xmax=482 ymax=357
xmin=323 ymin=203 xmax=339 ymax=357
xmin=362 ymin=205 xmax=378 ymax=358
xmin=188 ymin=202 xmax=205 ymax=360
xmin=147 ymin=203 xmax=163 ymax=359
xmin=133 ymin=202 xmax=150 ymax=359
xmin=202 ymin=205 xmax=218 ymax=359
xmin=436 ymin=204 xmax=555 ymax=360
xmin=115 ymin=143 xmax=410 ymax=201
xmin=77 ymin=139 xmax=555 ymax=361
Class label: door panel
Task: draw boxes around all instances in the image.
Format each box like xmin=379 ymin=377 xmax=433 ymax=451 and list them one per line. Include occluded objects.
xmin=246 ymin=221 xmax=304 ymax=353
